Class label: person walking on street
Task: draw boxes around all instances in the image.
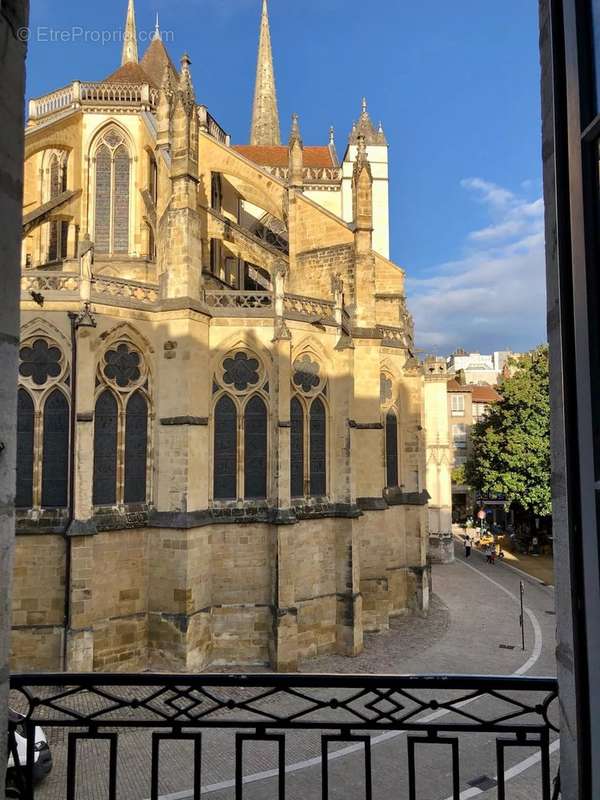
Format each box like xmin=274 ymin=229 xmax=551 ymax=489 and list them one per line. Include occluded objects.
xmin=464 ymin=536 xmax=472 ymax=559
xmin=485 ymin=544 xmax=492 ymax=564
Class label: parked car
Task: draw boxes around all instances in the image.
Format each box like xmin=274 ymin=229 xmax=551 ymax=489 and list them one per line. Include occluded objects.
xmin=6 ymin=708 xmax=52 ymax=793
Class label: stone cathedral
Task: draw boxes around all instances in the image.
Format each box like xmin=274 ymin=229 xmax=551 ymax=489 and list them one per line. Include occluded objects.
xmin=13 ymin=0 xmax=452 ymax=672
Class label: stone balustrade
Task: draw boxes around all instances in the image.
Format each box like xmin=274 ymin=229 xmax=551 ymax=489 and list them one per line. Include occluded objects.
xmin=284 ymin=293 xmax=336 ymax=321
xmin=20 ymin=272 xmax=409 ymax=340
xmin=28 ymin=84 xmax=225 ymax=145
xmin=377 ymin=323 xmax=412 ymax=348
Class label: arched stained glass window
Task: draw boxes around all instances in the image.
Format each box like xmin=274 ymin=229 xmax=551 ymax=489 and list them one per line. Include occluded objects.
xmin=16 ymin=389 xmax=34 ymax=508
xmin=94 ymin=144 xmax=111 ymax=253
xmin=93 ymin=390 xmax=118 ymax=506
xmin=244 ymin=395 xmax=267 ymax=500
xmin=214 ymin=395 xmax=237 ymax=500
xmin=124 ymin=391 xmax=148 ymax=504
xmin=309 ymin=398 xmax=327 ymax=497
xmin=113 ymin=145 xmax=130 ymax=253
xmin=94 ymin=129 xmax=130 ymax=255
xmin=386 ymin=409 xmax=399 ymax=488
xmin=290 ymin=397 xmax=304 ymax=498
xmin=41 ymin=389 xmax=69 ymax=508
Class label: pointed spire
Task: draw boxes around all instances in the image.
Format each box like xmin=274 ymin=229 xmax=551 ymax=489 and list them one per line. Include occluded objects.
xmin=121 ymin=0 xmax=139 ymax=65
xmin=288 ymin=112 xmax=303 ymax=148
xmin=288 ymin=113 xmax=304 ymax=189
xmin=329 ymin=126 xmax=335 ymax=146
xmin=178 ymin=52 xmax=195 ymax=112
xmin=349 ymin=97 xmax=388 ymax=145
xmin=153 ymin=12 xmax=161 ymax=41
xmin=250 ymin=0 xmax=281 ymax=145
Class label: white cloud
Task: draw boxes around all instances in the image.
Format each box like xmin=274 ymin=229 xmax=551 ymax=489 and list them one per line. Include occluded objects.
xmin=407 ymin=178 xmax=546 ymax=355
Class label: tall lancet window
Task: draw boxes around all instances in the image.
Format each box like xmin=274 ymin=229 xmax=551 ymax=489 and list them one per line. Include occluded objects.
xmin=93 ymin=127 xmax=131 ymax=255
xmin=45 ymin=150 xmax=68 ymax=263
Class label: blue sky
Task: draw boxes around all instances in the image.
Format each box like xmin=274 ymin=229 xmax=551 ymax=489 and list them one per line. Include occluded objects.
xmin=25 ymin=0 xmax=545 ymax=355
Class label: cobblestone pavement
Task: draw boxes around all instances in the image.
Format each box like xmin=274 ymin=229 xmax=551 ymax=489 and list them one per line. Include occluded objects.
xmin=25 ymin=541 xmax=558 ymax=800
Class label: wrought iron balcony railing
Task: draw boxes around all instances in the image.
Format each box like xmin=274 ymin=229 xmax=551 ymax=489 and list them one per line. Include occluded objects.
xmin=7 ymin=672 xmax=559 ymax=800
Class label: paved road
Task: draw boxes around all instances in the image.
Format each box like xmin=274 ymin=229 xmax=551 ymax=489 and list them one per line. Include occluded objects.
xmin=30 ymin=539 xmax=559 ymax=800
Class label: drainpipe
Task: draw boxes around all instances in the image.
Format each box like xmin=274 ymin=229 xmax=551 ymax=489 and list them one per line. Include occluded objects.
xmin=63 ymin=311 xmax=78 ymax=670
xmin=63 ymin=302 xmax=96 ymax=670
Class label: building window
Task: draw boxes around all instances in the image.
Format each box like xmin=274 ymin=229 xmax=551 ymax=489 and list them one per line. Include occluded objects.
xmin=16 ymin=389 xmax=34 ymax=509
xmin=290 ymin=397 xmax=305 ymax=498
xmin=124 ymin=391 xmax=149 ymax=504
xmin=41 ymin=389 xmax=69 ymax=508
xmin=93 ymin=342 xmax=150 ymax=507
xmin=289 ymin=353 xmax=327 ymax=499
xmin=309 ymin=397 xmax=327 ymax=497
xmin=147 ymin=224 xmax=156 ymax=261
xmin=16 ymin=337 xmax=70 ymax=510
xmin=211 ymin=172 xmax=222 ymax=212
xmin=93 ymin=127 xmax=131 ymax=255
xmin=244 ymin=395 xmax=268 ymax=499
xmin=213 ymin=395 xmax=238 ymax=500
xmin=45 ymin=151 xmax=68 ymax=263
xmin=93 ymin=390 xmax=118 ymax=506
xmin=451 ymin=394 xmax=465 ymax=416
xmin=452 ymin=423 xmax=468 ymax=449
xmin=289 ymin=396 xmax=328 ymax=499
xmin=210 ymin=238 xmax=221 ymax=277
xmin=148 ymin=152 xmax=158 ymax=205
xmin=212 ymin=352 xmax=271 ymax=503
xmin=385 ymin=409 xmax=399 ymax=487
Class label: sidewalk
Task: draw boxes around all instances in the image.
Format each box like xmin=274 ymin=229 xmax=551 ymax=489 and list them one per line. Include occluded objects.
xmin=500 ymin=548 xmax=554 ymax=585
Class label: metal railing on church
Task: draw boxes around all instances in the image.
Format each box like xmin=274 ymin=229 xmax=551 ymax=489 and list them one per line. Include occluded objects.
xmin=7 ymin=672 xmax=559 ymax=800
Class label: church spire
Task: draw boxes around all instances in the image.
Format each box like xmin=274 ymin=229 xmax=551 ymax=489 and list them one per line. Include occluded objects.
xmin=250 ymin=0 xmax=281 ymax=146
xmin=121 ymin=0 xmax=139 ymax=65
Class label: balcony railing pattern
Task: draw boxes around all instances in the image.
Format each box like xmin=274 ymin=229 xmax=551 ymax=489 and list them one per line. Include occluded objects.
xmin=29 ymin=84 xmax=224 ymax=145
xmin=7 ymin=673 xmax=559 ymax=800
xmin=204 ymin=290 xmax=274 ymax=311
xmin=93 ymin=276 xmax=159 ymax=306
xmin=377 ymin=324 xmax=412 ymax=348
xmin=28 ymin=84 xmax=74 ymax=118
xmin=21 ymin=272 xmax=80 ymax=295
xmin=19 ymin=274 xmax=411 ymax=340
xmin=284 ymin=293 xmax=336 ymax=322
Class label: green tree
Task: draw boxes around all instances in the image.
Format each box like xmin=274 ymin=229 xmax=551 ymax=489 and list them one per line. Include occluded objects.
xmin=464 ymin=346 xmax=551 ymax=519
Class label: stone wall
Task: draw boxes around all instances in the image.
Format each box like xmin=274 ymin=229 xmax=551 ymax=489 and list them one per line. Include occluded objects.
xmin=12 ymin=504 xmax=428 ymax=673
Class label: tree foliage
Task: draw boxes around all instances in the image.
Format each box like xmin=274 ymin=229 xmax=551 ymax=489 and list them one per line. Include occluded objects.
xmin=464 ymin=346 xmax=551 ymax=518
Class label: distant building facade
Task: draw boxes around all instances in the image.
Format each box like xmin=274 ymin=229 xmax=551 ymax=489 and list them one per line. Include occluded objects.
xmin=447 ymin=349 xmax=517 ymax=386
xmin=447 ymin=380 xmax=501 ymax=521
xmin=12 ymin=0 xmax=451 ymax=672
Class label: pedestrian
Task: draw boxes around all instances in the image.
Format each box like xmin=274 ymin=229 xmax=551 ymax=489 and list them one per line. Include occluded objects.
xmin=485 ymin=544 xmax=492 ymax=564
xmin=464 ymin=536 xmax=472 ymax=559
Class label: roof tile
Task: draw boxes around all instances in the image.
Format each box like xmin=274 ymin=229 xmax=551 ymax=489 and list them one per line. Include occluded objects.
xmin=234 ymin=145 xmax=334 ymax=168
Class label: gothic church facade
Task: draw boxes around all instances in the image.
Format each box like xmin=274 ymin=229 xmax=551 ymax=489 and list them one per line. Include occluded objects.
xmin=13 ymin=0 xmax=452 ymax=672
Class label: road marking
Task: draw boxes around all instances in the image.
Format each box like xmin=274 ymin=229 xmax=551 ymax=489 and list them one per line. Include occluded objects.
xmin=155 ymin=558 xmax=548 ymax=800
xmin=441 ymin=739 xmax=561 ymax=800
xmin=456 ymin=556 xmax=544 ymax=675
